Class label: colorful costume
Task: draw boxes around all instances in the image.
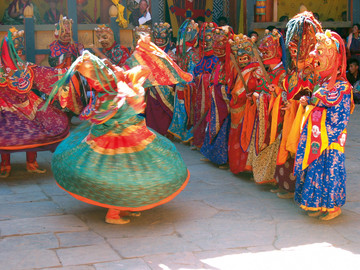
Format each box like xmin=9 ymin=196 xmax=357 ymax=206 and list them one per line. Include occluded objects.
xmin=294 ymin=30 xmax=353 ymax=220
xmin=49 ymin=16 xmax=84 ymax=68
xmin=200 ymin=26 xmax=234 ymax=165
xmin=168 ymin=19 xmax=200 ymax=142
xmin=45 ymin=37 xmax=192 ymax=224
xmin=94 ymin=25 xmax=130 ymax=67
xmin=247 ymin=29 xmax=287 ymax=184
xmin=228 ymin=34 xmax=261 ymax=174
xmin=48 ymin=16 xmax=85 ymax=114
xmin=0 ymin=28 xmax=69 ymax=177
xmin=274 ymin=12 xmax=322 ymax=195
xmin=144 ymin=23 xmax=175 ymax=136
xmin=193 ymin=23 xmax=219 ymax=148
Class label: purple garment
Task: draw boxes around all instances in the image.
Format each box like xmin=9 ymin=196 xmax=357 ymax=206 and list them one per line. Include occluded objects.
xmin=0 ymin=65 xmax=70 ymax=153
xmin=145 ymin=86 xmax=173 ymax=136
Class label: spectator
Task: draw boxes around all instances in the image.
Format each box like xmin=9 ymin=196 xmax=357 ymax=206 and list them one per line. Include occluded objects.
xmin=249 ymin=30 xmax=259 ymax=43
xmin=353 ymin=81 xmax=360 ymax=104
xmin=218 ymin=16 xmax=228 ymax=27
xmin=129 ymin=0 xmax=151 ymax=27
xmin=279 ymin=15 xmax=289 ymax=37
xmin=2 ymin=0 xmax=42 ymax=25
xmin=43 ymin=0 xmax=61 ymax=24
xmin=336 ymin=11 xmax=349 ymax=39
xmin=76 ymin=0 xmax=98 ymax=24
xmin=266 ymin=25 xmax=277 ymax=32
xmin=279 ymin=15 xmax=289 ymax=22
xmin=326 ymin=18 xmax=335 ymax=32
xmin=347 ymin=24 xmax=360 ymax=62
xmin=313 ymin=13 xmax=320 ymax=21
xmin=195 ymin=16 xmax=205 ymax=29
xmin=346 ymin=58 xmax=360 ymax=86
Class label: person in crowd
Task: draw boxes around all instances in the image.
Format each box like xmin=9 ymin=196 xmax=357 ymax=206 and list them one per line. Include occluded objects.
xmin=0 ymin=27 xmax=71 ymax=178
xmin=336 ymin=11 xmax=349 ymax=40
xmin=48 ymin=16 xmax=85 ymax=115
xmin=347 ymin=24 xmax=360 ymax=62
xmin=294 ymin=30 xmax=353 ymax=220
xmin=195 ymin=16 xmax=205 ymax=29
xmin=200 ymin=26 xmax=234 ymax=168
xmin=49 ymin=16 xmax=84 ymax=68
xmin=218 ymin=16 xmax=228 ymax=27
xmin=278 ymin=15 xmax=289 ymax=37
xmin=144 ymin=22 xmax=175 ymax=136
xmin=43 ymin=0 xmax=61 ymax=24
xmin=346 ymin=58 xmax=360 ymax=86
xmin=192 ymin=22 xmax=218 ymax=149
xmin=76 ymin=0 xmax=97 ymax=24
xmin=249 ymin=30 xmax=259 ymax=43
xmin=91 ymin=24 xmax=130 ymax=67
xmin=129 ymin=0 xmax=151 ymax=26
xmin=274 ymin=11 xmax=322 ymax=199
xmin=2 ymin=0 xmax=42 ymax=25
xmin=313 ymin=13 xmax=320 ymax=21
xmin=168 ymin=19 xmax=200 ymax=142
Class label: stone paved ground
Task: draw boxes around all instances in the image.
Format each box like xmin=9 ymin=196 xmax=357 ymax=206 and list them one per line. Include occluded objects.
xmin=1 ymin=107 xmax=360 ymax=270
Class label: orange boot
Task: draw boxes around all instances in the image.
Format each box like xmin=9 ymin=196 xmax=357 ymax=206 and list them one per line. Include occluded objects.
xmin=105 ymin=209 xmax=130 ymax=224
xmin=0 ymin=154 xmax=11 ymax=178
xmin=26 ymin=152 xmax=46 ymax=173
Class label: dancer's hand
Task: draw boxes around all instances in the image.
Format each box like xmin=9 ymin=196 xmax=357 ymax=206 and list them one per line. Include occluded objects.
xmin=281 ymin=101 xmax=291 ymax=111
xmin=300 ymin=96 xmax=308 ymax=106
xmin=268 ymin=84 xmax=276 ymax=92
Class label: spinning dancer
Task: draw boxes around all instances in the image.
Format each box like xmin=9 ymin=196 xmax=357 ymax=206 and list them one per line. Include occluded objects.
xmin=44 ymin=37 xmax=192 ymax=224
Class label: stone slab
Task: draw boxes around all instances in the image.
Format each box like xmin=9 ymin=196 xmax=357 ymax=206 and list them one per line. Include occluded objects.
xmin=143 ymin=252 xmax=205 ymax=270
xmin=56 ymin=231 xmax=106 ymax=248
xmin=108 ymin=235 xmax=201 ymax=258
xmin=0 ymin=233 xmax=58 ymax=252
xmin=0 ymin=191 xmax=48 ymax=204
xmin=0 ymin=249 xmax=60 ymax=270
xmin=0 ymin=215 xmax=88 ymax=236
xmin=0 ymin=201 xmax=63 ymax=219
xmin=94 ymin=259 xmax=151 ymax=270
xmin=42 ymin=266 xmax=95 ymax=270
xmin=56 ymin=244 xmax=120 ymax=266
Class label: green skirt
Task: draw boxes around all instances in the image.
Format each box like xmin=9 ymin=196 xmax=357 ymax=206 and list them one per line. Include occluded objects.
xmin=52 ymin=121 xmax=189 ymax=211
